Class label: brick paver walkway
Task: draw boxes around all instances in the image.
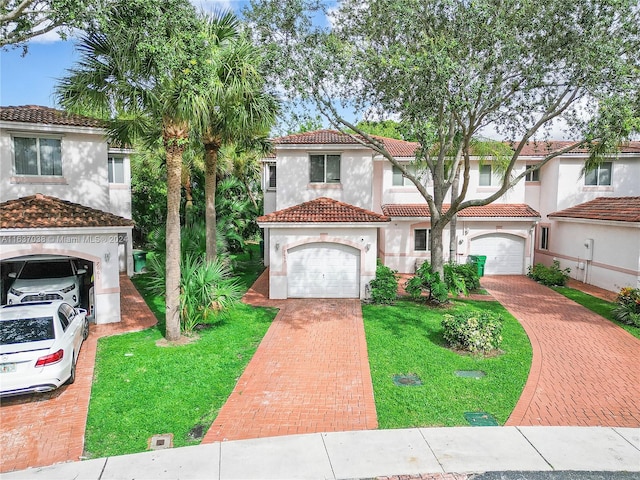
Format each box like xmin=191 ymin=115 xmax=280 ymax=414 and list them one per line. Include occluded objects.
xmin=482 ymin=275 xmax=640 ymax=427
xmin=0 ymin=275 xmax=157 ymax=473
xmin=203 ymin=280 xmax=378 ymax=442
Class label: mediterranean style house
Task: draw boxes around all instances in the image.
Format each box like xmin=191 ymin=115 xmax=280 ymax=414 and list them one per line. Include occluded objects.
xmin=258 ymin=130 xmax=640 ymax=299
xmin=0 ymin=105 xmax=134 ymax=324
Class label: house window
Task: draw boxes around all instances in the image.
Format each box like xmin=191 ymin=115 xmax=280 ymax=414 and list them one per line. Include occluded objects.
xmin=585 ymin=162 xmax=612 ymax=186
xmin=13 ymin=136 xmax=62 ymax=176
xmin=414 ymin=229 xmax=431 ymax=251
xmin=108 ymin=156 xmax=125 ymax=183
xmin=268 ymin=164 xmax=277 ymax=188
xmin=310 ymin=154 xmax=340 ymax=183
xmin=479 ymin=164 xmax=492 ymax=186
xmin=525 ymin=165 xmax=540 ymax=182
xmin=392 ymin=165 xmax=414 ymax=186
xmin=540 ymin=226 xmax=549 ymax=250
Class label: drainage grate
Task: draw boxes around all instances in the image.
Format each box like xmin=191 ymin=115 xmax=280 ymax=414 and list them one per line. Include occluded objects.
xmin=455 ymin=370 xmax=486 ymax=379
xmin=148 ymin=433 xmax=174 ymax=450
xmin=392 ymin=373 xmax=423 ymax=386
xmin=464 ymin=412 xmax=499 ymax=426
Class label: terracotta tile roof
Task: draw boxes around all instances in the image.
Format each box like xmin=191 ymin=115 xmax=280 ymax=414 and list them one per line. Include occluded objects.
xmin=1 ymin=194 xmax=134 ymax=229
xmin=258 ymin=197 xmax=390 ymax=223
xmin=548 ymin=197 xmax=640 ymax=223
xmin=514 ymin=140 xmax=640 ymax=156
xmin=382 ymin=203 xmax=540 ymax=218
xmin=0 ymin=105 xmax=104 ymax=128
xmin=272 ymin=129 xmax=419 ymax=158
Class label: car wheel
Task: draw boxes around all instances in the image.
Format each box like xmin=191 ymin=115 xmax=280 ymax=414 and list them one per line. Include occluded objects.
xmin=66 ymin=355 xmax=77 ymax=385
xmin=83 ymin=318 xmax=89 ymax=340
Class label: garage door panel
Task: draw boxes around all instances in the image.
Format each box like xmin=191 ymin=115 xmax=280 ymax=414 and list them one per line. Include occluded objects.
xmin=470 ymin=234 xmax=525 ymax=275
xmin=287 ymin=243 xmax=360 ymax=298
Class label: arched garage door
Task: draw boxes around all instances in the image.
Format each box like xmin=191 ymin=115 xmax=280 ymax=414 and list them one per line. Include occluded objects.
xmin=287 ymin=243 xmax=360 ymax=298
xmin=470 ymin=234 xmax=525 ymax=275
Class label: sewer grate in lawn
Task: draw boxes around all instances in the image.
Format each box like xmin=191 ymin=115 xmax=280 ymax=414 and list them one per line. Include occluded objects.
xmin=455 ymin=370 xmax=486 ymax=379
xmin=148 ymin=433 xmax=174 ymax=450
xmin=392 ymin=373 xmax=423 ymax=386
xmin=464 ymin=412 xmax=499 ymax=426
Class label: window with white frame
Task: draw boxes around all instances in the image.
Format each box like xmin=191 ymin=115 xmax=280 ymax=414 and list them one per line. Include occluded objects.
xmin=108 ymin=156 xmax=125 ymax=183
xmin=392 ymin=165 xmax=415 ymax=186
xmin=525 ymin=164 xmax=540 ymax=182
xmin=310 ymin=154 xmax=340 ymax=183
xmin=13 ymin=136 xmax=62 ymax=176
xmin=267 ymin=164 xmax=277 ymax=188
xmin=540 ymin=226 xmax=549 ymax=250
xmin=584 ymin=162 xmax=612 ymax=186
xmin=414 ymin=228 xmax=431 ymax=251
xmin=479 ymin=164 xmax=492 ymax=186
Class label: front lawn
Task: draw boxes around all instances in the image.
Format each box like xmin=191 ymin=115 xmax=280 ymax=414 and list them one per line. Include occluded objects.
xmin=362 ymin=299 xmax=532 ymax=428
xmin=552 ymin=287 xmax=640 ymax=340
xmin=84 ymin=247 xmax=276 ymax=458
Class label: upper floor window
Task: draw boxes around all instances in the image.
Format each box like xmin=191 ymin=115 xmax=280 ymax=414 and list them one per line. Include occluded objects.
xmin=310 ymin=154 xmax=340 ymax=183
xmin=540 ymin=226 xmax=549 ymax=250
xmin=525 ymin=164 xmax=540 ymax=182
xmin=584 ymin=162 xmax=612 ymax=186
xmin=108 ymin=156 xmax=125 ymax=183
xmin=414 ymin=228 xmax=431 ymax=251
xmin=479 ymin=164 xmax=492 ymax=186
xmin=14 ymin=136 xmax=62 ymax=176
xmin=392 ymin=165 xmax=414 ymax=186
xmin=268 ymin=164 xmax=277 ymax=188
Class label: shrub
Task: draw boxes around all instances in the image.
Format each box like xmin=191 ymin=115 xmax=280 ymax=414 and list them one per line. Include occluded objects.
xmin=445 ymin=263 xmax=480 ymax=292
xmin=527 ymin=260 xmax=571 ymax=286
xmin=613 ymin=287 xmax=640 ymax=327
xmin=369 ymin=262 xmax=399 ymax=304
xmin=405 ymin=261 xmax=449 ymax=303
xmin=441 ymin=311 xmax=503 ymax=353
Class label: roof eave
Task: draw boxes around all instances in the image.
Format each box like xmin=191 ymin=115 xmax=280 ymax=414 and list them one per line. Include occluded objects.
xmin=548 ymin=216 xmax=640 ymax=227
xmin=257 ymin=221 xmax=389 ymax=228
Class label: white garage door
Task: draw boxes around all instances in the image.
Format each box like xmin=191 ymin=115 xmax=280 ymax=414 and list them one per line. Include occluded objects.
xmin=470 ymin=234 xmax=525 ymax=275
xmin=287 ymin=243 xmax=360 ymax=298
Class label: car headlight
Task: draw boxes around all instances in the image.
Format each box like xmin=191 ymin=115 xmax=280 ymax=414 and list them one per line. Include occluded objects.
xmin=9 ymin=287 xmax=22 ymax=296
xmin=61 ymin=284 xmax=76 ymax=293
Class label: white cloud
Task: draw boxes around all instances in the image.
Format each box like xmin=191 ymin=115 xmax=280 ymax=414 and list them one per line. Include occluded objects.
xmin=190 ymin=0 xmax=238 ymax=14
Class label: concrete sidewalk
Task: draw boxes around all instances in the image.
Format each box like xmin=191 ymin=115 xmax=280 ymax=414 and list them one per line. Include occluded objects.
xmin=2 ymin=426 xmax=638 ymax=480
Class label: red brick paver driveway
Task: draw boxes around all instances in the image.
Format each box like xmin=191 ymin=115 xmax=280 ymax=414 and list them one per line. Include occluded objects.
xmin=0 ymin=275 xmax=156 ymax=473
xmin=482 ymin=275 xmax=640 ymax=427
xmin=203 ymin=292 xmax=378 ymax=442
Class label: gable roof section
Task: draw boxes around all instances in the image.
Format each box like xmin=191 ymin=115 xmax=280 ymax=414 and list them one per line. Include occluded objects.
xmin=548 ymin=197 xmax=640 ymax=223
xmin=514 ymin=140 xmax=640 ymax=156
xmin=272 ymin=129 xmax=420 ymax=158
xmin=382 ymin=203 xmax=540 ymax=218
xmin=258 ymin=197 xmax=390 ymax=223
xmin=1 ymin=194 xmax=134 ymax=229
xmin=0 ymin=105 xmax=104 ymax=129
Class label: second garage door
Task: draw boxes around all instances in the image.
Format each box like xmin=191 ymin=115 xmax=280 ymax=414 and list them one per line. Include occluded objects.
xmin=287 ymin=243 xmax=360 ymax=298
xmin=469 ymin=234 xmax=525 ymax=275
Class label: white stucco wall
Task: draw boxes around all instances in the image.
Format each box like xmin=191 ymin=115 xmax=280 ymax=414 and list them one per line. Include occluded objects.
xmin=264 ymin=225 xmax=379 ymax=299
xmin=536 ymin=220 xmax=640 ymax=291
xmin=0 ymin=227 xmax=133 ymax=324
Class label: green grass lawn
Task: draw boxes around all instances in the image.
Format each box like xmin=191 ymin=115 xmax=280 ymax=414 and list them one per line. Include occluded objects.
xmin=553 ymin=286 xmax=640 ymax=340
xmin=84 ymin=245 xmax=276 ymax=458
xmin=362 ymin=299 xmax=532 ymax=428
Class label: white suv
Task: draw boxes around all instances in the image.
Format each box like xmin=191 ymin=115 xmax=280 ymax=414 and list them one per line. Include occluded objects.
xmin=7 ymin=256 xmax=86 ymax=307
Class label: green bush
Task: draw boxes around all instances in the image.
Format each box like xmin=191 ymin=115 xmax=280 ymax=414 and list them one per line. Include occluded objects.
xmin=527 ymin=260 xmax=571 ymax=286
xmin=441 ymin=311 xmax=503 ymax=353
xmin=613 ymin=287 xmax=640 ymax=327
xmin=369 ymin=262 xmax=399 ymax=304
xmin=445 ymin=263 xmax=480 ymax=292
xmin=405 ymin=261 xmax=449 ymax=303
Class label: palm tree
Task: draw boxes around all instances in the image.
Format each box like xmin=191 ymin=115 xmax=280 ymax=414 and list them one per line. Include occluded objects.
xmin=200 ymin=15 xmax=279 ymax=261
xmin=56 ymin=0 xmax=214 ymax=341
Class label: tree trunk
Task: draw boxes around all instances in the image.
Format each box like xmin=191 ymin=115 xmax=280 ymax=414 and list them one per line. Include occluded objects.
xmin=204 ymin=135 xmax=222 ymax=263
xmin=449 ymin=165 xmax=461 ymax=263
xmin=430 ymin=220 xmax=446 ymax=280
xmin=164 ymin=127 xmax=186 ymax=342
xmin=183 ymin=171 xmax=194 ymax=226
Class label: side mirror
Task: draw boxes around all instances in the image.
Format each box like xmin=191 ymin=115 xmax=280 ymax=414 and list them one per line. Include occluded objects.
xmin=8 ymin=272 xmax=16 ymax=279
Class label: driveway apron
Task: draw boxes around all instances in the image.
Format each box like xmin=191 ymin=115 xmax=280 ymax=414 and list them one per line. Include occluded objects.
xmin=203 ymin=298 xmax=378 ymax=443
xmin=0 ymin=275 xmax=157 ymax=473
xmin=482 ymin=275 xmax=640 ymax=427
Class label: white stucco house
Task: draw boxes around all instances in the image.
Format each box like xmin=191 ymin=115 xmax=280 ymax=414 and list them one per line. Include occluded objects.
xmin=258 ymin=130 xmax=640 ymax=298
xmin=0 ymin=105 xmax=135 ymax=324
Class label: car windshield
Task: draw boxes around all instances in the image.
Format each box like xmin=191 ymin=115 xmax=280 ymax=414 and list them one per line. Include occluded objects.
xmin=0 ymin=317 xmax=55 ymax=344
xmin=20 ymin=261 xmax=73 ymax=279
